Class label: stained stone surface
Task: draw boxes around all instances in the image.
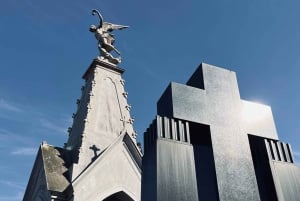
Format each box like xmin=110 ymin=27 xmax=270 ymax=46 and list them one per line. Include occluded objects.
xmin=66 ymin=59 xmax=137 ymax=179
xmin=66 ymin=60 xmax=141 ymax=201
xmin=24 ymin=59 xmax=141 ymax=201
xmin=23 ymin=143 xmax=72 ymax=201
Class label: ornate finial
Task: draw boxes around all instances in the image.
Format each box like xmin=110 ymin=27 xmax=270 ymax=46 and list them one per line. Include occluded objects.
xmin=90 ymin=9 xmax=128 ymax=65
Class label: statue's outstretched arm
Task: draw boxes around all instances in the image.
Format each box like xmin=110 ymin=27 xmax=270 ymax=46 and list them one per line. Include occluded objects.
xmin=92 ymin=9 xmax=104 ymax=28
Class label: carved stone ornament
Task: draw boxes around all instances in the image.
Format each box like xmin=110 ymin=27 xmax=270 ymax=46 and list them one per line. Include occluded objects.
xmin=125 ymin=104 xmax=131 ymax=111
xmin=132 ymin=130 xmax=137 ymax=139
xmin=127 ymin=117 xmax=134 ymax=124
xmin=120 ymin=79 xmax=125 ymax=85
xmin=122 ymin=92 xmax=128 ymax=98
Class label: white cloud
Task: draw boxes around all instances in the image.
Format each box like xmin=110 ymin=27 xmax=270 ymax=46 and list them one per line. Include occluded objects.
xmin=10 ymin=147 xmax=37 ymax=156
xmin=0 ymin=180 xmax=25 ymax=190
xmin=40 ymin=118 xmax=68 ymax=134
xmin=0 ymin=191 xmax=23 ymax=201
xmin=0 ymin=129 xmax=35 ymax=146
xmin=293 ymin=151 xmax=300 ymax=165
xmin=0 ymin=99 xmax=22 ymax=112
xmin=293 ymin=151 xmax=300 ymax=157
xmin=0 ymin=180 xmax=24 ymax=201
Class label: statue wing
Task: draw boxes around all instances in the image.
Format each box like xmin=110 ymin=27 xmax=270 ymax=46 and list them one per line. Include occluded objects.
xmin=103 ymin=22 xmax=128 ymax=31
xmin=110 ymin=24 xmax=129 ymax=30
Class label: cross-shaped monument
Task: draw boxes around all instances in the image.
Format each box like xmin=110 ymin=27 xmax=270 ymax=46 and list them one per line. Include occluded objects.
xmin=142 ymin=63 xmax=283 ymax=201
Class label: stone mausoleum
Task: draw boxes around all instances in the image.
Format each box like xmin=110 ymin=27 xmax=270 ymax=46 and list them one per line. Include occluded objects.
xmin=23 ymin=10 xmax=300 ymax=201
xmin=141 ymin=63 xmax=300 ymax=201
xmin=23 ymin=59 xmax=142 ymax=201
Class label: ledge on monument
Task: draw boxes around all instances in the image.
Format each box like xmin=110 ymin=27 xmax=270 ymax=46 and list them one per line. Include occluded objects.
xmin=83 ymin=59 xmax=125 ymax=80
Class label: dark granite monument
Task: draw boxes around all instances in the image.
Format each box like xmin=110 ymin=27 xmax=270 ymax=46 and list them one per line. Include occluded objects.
xmin=141 ymin=63 xmax=300 ymax=201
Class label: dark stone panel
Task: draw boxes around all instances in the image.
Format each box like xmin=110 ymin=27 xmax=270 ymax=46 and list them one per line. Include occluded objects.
xmin=145 ymin=63 xmax=300 ymax=201
xmin=271 ymin=162 xmax=300 ymax=201
xmin=157 ymin=84 xmax=174 ymax=118
xmin=189 ymin=122 xmax=219 ymax=201
xmin=141 ymin=143 xmax=157 ymax=201
xmin=189 ymin=122 xmax=211 ymax=145
xmin=156 ymin=139 xmax=198 ymax=201
xmin=186 ymin=63 xmax=205 ymax=90
xmin=194 ymin=145 xmax=219 ymax=201
xmin=162 ymin=82 xmax=208 ymax=125
xmin=248 ymin=135 xmax=278 ymax=201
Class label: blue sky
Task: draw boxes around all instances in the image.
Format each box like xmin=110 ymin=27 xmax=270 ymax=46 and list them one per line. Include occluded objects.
xmin=1 ymin=0 xmax=300 ymax=200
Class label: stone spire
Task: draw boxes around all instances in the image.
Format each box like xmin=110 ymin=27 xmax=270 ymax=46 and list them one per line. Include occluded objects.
xmin=66 ymin=59 xmax=138 ymax=179
xmin=23 ymin=10 xmax=141 ymax=201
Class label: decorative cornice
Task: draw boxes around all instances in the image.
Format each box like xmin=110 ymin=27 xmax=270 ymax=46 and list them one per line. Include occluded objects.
xmin=83 ymin=59 xmax=125 ymax=80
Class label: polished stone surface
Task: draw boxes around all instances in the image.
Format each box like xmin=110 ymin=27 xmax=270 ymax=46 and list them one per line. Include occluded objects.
xmin=157 ymin=63 xmax=279 ymax=200
xmin=249 ymin=135 xmax=300 ymax=201
xmin=142 ymin=63 xmax=300 ymax=201
xmin=142 ymin=116 xmax=199 ymax=201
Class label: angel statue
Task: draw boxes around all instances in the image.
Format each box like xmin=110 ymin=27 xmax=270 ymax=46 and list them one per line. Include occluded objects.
xmin=90 ymin=9 xmax=128 ymax=65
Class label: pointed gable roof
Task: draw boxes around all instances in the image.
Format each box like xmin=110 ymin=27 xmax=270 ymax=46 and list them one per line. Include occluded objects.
xmin=23 ymin=143 xmax=73 ymax=201
xmin=40 ymin=143 xmax=73 ymax=197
